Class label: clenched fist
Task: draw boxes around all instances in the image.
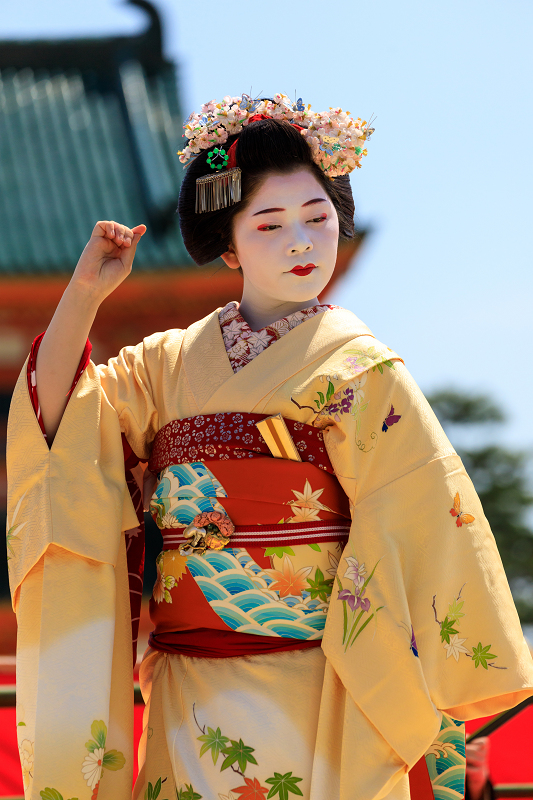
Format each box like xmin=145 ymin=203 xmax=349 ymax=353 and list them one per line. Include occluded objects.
xmin=72 ymin=220 xmax=147 ymax=302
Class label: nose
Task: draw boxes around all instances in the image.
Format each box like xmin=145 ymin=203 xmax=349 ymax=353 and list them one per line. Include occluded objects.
xmin=287 ymin=225 xmax=313 ymax=256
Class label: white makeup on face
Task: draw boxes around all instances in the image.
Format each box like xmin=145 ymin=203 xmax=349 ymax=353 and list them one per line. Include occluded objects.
xmin=220 ymin=168 xmax=340 ymax=331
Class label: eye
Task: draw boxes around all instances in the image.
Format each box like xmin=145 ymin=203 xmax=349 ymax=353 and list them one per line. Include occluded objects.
xmin=257 ymin=224 xmax=281 ymax=231
xmin=308 ymin=213 xmax=327 ymax=224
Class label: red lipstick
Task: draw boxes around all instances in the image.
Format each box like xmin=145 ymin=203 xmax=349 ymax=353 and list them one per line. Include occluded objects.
xmin=290 ymin=264 xmax=316 ymax=276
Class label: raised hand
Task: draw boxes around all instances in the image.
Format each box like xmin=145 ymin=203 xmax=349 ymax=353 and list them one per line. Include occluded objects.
xmin=36 ymin=220 xmax=147 ymax=443
xmin=72 ymin=220 xmax=147 ymax=301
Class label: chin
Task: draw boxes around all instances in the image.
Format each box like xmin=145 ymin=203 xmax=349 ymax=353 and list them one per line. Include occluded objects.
xmin=284 ymin=279 xmax=329 ymax=303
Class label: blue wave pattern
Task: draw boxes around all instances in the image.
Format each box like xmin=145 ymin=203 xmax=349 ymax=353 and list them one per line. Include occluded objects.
xmin=186 ymin=548 xmax=328 ymax=639
xmin=150 ymin=463 xmax=228 ymax=528
xmin=424 ymin=712 xmax=466 ymax=800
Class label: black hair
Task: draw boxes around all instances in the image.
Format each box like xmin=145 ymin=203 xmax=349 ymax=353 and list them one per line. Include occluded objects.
xmin=177 ymin=118 xmax=356 ymax=266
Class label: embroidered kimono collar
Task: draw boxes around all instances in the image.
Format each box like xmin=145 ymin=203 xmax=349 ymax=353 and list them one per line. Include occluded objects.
xmin=180 ymin=305 xmax=374 ymax=415
xmin=219 ymin=300 xmax=339 ymax=373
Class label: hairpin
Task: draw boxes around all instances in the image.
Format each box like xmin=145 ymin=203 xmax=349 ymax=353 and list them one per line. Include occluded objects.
xmin=177 ymin=93 xmax=375 ymax=213
xmin=195 ymin=167 xmax=242 ymax=214
xmin=206 ymin=147 xmax=229 ymax=170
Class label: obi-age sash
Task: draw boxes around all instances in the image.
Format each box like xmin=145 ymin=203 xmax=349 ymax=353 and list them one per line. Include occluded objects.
xmin=146 ymin=412 xmax=351 ymax=659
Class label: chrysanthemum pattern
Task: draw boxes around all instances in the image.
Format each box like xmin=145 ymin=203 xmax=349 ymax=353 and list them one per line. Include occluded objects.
xmin=18 ymin=738 xmax=34 ymax=795
xmin=37 ymin=719 xmax=125 ymax=799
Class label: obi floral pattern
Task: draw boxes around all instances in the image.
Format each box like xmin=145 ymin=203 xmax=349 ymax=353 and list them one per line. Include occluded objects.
xmin=149 ymin=412 xmax=333 ymax=474
xmin=218 ymin=301 xmax=338 ymax=373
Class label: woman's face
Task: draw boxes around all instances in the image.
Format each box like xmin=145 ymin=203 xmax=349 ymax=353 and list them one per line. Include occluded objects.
xmin=223 ymin=168 xmax=339 ymax=305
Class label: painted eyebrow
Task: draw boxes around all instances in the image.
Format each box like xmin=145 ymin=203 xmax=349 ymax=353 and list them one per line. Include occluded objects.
xmin=252 ymin=198 xmax=327 ymax=216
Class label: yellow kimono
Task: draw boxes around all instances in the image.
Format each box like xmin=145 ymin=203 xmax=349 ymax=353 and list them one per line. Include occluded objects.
xmin=7 ymin=307 xmax=533 ymax=800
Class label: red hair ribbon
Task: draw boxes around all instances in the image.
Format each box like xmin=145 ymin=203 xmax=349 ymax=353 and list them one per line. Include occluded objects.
xmin=226 ymin=114 xmax=304 ymax=170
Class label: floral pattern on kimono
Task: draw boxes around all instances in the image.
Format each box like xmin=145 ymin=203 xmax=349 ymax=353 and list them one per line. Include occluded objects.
xmin=219 ymin=301 xmax=339 ymax=373
xmin=9 ymin=304 xmax=533 ymax=800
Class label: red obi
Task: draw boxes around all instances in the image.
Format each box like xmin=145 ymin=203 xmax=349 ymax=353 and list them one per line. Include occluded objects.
xmin=147 ymin=413 xmax=351 ymax=658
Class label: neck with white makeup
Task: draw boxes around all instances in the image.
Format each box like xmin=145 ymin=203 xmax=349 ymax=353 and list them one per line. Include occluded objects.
xmin=237 ymin=284 xmax=320 ymax=331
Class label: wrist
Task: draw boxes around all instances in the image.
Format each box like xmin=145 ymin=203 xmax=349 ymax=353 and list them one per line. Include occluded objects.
xmin=65 ymin=279 xmax=106 ymax=311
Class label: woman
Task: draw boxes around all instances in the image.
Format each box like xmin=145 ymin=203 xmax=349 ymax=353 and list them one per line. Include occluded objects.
xmin=7 ymin=94 xmax=533 ymax=800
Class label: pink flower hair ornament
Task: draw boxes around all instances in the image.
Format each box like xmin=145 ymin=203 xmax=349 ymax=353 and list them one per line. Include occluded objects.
xmin=177 ymin=93 xmax=374 ymax=207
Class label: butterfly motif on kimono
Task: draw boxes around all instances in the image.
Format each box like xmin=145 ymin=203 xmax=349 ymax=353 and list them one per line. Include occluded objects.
xmin=410 ymin=626 xmax=419 ymax=657
xmin=240 ymin=93 xmax=261 ymax=113
xmin=398 ymin=621 xmax=419 ymax=657
xmin=449 ymin=492 xmax=475 ymax=527
xmin=382 ymin=404 xmax=401 ymax=432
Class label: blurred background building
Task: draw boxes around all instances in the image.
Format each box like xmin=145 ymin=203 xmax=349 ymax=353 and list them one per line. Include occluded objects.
xmin=0 ymin=0 xmax=366 ymax=600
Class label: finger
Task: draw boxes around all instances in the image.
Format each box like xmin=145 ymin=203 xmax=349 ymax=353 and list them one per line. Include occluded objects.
xmin=92 ymin=221 xmax=113 ymax=238
xmin=113 ymin=223 xmax=126 ymax=245
xmin=124 ymin=224 xmax=146 ymax=247
xmin=122 ymin=226 xmax=135 ymax=246
xmin=121 ymin=228 xmax=145 ymax=267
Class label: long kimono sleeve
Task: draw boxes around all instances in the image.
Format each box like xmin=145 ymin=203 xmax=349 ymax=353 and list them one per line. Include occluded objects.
xmin=6 ymin=332 xmax=178 ymax=800
xmin=318 ymin=356 xmax=533 ymax=797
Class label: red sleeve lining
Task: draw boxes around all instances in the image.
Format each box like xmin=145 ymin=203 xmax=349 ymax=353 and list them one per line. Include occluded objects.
xmin=27 ymin=333 xmax=92 ymax=441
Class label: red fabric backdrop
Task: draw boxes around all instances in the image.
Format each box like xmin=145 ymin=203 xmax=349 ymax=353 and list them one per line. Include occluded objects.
xmin=1 ymin=673 xmax=532 ymax=798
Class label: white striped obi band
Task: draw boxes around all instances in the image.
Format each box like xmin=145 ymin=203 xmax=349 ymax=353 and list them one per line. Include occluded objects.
xmin=161 ymin=518 xmax=351 ymax=551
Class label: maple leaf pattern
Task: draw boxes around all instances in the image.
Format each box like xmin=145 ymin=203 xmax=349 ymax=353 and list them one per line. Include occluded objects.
xmin=197 ymin=726 xmax=230 ymax=766
xmin=265 ymin=555 xmax=313 ymax=598
xmin=443 ymin=634 xmax=469 ymax=662
xmin=433 ymin=589 xmax=504 ymax=669
xmin=286 ymin=479 xmax=334 ymax=523
xmin=440 ymin=616 xmax=459 ymax=644
xmin=447 ymin=598 xmax=465 ymax=623
xmin=232 ymin=776 xmax=269 ymax=799
xmin=264 ymin=771 xmax=304 ymax=800
xmin=220 ymin=739 xmax=258 ymax=774
xmin=306 ymin=567 xmax=334 ymax=602
xmin=263 ymin=546 xmax=295 ymax=559
xmin=471 ymin=642 xmax=498 ymax=669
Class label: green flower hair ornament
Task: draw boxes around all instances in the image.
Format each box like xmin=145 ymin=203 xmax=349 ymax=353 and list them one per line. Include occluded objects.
xmin=206 ymin=147 xmax=229 ymax=170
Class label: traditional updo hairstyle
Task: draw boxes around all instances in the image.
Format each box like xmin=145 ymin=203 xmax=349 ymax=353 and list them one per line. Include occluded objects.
xmin=177 ymin=117 xmax=356 ymax=266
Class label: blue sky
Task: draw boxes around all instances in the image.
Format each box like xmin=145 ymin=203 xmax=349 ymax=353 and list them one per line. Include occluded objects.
xmin=3 ymin=0 xmax=533 ymax=451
